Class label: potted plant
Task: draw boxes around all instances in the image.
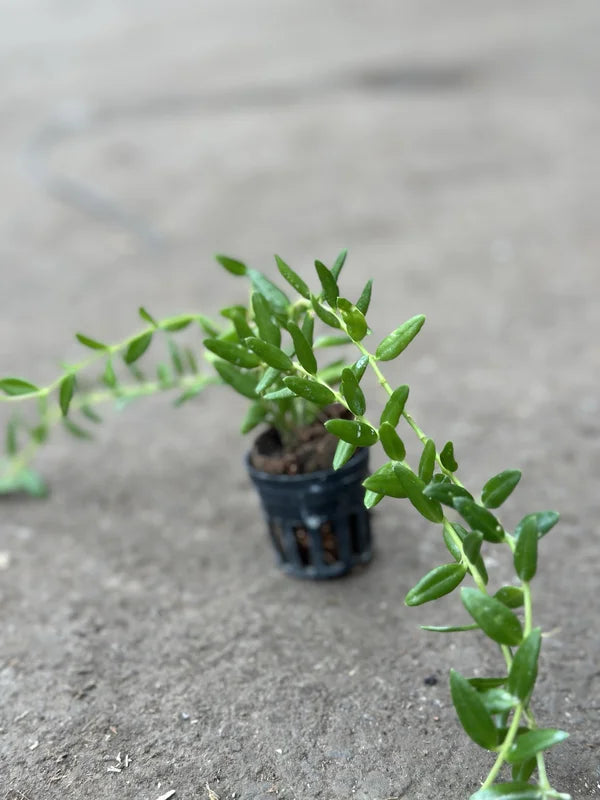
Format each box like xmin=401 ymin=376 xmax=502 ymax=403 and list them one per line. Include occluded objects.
xmin=0 ymin=252 xmax=572 ymax=798
xmin=0 ymin=250 xmax=373 ymax=579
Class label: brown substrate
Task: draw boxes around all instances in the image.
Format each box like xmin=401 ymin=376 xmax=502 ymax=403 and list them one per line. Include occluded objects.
xmin=249 ymin=404 xmax=353 ymax=475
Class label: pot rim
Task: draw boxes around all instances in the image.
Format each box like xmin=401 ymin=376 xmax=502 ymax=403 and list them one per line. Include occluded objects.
xmin=245 ymin=446 xmax=368 ymax=484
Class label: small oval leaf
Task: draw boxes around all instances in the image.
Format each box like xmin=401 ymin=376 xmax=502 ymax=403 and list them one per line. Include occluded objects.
xmin=124 ymin=332 xmax=153 ymax=364
xmin=380 ymin=385 xmax=409 ymax=427
xmin=213 ymin=360 xmax=258 ymax=399
xmin=340 ymin=368 xmax=366 ymax=416
xmin=76 ymin=333 xmax=109 ymax=350
xmin=405 ymin=563 xmax=467 ymax=606
xmin=449 ymin=669 xmax=498 ymax=751
xmin=514 ymin=511 xmax=560 ymax=540
xmin=333 ymin=439 xmax=356 ymax=470
xmin=482 ymin=469 xmax=522 ymax=509
xmin=215 ymin=254 xmax=247 ymax=275
xmin=203 ymin=338 xmax=262 ymax=369
xmin=283 ymin=376 xmax=336 ymax=406
xmin=494 ymin=586 xmax=525 ymax=609
xmin=393 ymin=463 xmax=444 ymax=523
xmin=363 ymin=462 xmax=408 ymax=498
xmin=440 ymin=440 xmax=459 ymax=472
xmin=423 ymin=480 xmax=474 ymax=506
xmin=324 ymin=419 xmax=378 ymax=447
xmin=355 ymin=279 xmax=373 ymax=315
xmin=453 ymin=498 xmax=505 ymax=543
xmin=287 ymin=322 xmax=318 ymax=375
xmin=245 ymin=337 xmax=293 ymax=371
xmin=311 ymin=295 xmax=341 ymax=329
xmin=506 ymin=729 xmax=569 ymax=764
xmin=379 ymin=422 xmax=406 ymax=461
xmin=418 ymin=438 xmax=436 ymax=483
xmin=375 ymin=315 xmax=426 ymax=361
xmin=275 ymin=255 xmax=310 ymax=299
xmin=0 ymin=378 xmax=40 ymax=396
xmin=314 ymin=260 xmax=339 ymax=306
xmin=470 ymin=782 xmax=544 ymax=800
xmin=461 ymin=588 xmax=523 ymax=646
xmin=59 ymin=374 xmax=76 ymax=416
xmin=508 ymin=628 xmax=541 ymax=703
xmin=514 ymin=515 xmax=538 ymax=581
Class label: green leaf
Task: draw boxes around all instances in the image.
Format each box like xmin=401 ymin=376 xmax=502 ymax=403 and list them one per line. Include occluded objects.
xmin=0 ymin=378 xmax=39 ymax=396
xmin=364 ymin=489 xmax=383 ymax=509
xmin=378 ymin=422 xmax=406 ymax=461
xmin=355 ymin=279 xmax=373 ymax=315
xmin=75 ymin=333 xmax=109 ymax=350
xmin=508 ymin=628 xmax=541 ymax=703
xmin=453 ymin=498 xmax=505 ymax=543
xmin=275 ymin=255 xmax=310 ymax=299
xmin=6 ymin=417 xmax=18 ymax=455
xmin=0 ymin=467 xmax=49 ymax=498
xmin=313 ymin=334 xmax=351 ymax=348
xmin=511 ymin=758 xmax=538 ymax=783
xmin=363 ymin=461 xmax=408 ymax=498
xmin=470 ymin=782 xmax=544 ymax=799
xmin=124 ymin=332 xmax=153 ymax=365
xmin=162 ymin=314 xmax=198 ymax=333
xmin=330 ymin=249 xmax=348 ymax=281
xmin=103 ymin=359 xmax=117 ymax=388
xmin=461 ymin=588 xmax=523 ymax=646
xmin=514 ymin=515 xmax=538 ymax=581
xmin=221 ymin=306 xmax=254 ymax=340
xmin=287 ymin=322 xmax=317 ymax=375
xmin=423 ymin=479 xmax=474 ymax=506
xmin=324 ymin=419 xmax=378 ymax=447
xmin=479 ymin=688 xmax=518 ymax=714
xmin=256 ymin=366 xmax=280 ymax=394
xmin=213 ymin=360 xmax=258 ymax=399
xmin=311 ymin=295 xmax=341 ymax=329
xmin=494 ymin=586 xmax=525 ymax=609
xmin=240 ymin=402 xmax=268 ymax=434
xmin=393 ymin=463 xmax=444 ymax=523
xmin=248 ymin=268 xmax=290 ymax=313
xmin=449 ymin=669 xmax=498 ymax=750
xmin=375 ymin=314 xmax=426 ymax=361
xmin=350 ymin=355 xmax=369 ymax=381
xmin=138 ymin=306 xmax=158 ymax=326
xmin=301 ymin=313 xmax=314 ymax=345
xmin=514 ymin=511 xmax=560 ymax=540
xmin=315 ymin=260 xmax=339 ymax=306
xmin=340 ymin=368 xmax=366 ymax=415
xmin=173 ymin=379 xmax=211 ymax=407
xmin=333 ymin=439 xmax=356 ymax=470
xmin=467 ymin=677 xmax=508 ymax=691
xmin=215 ymin=254 xmax=247 ymax=275
xmin=405 ymin=563 xmax=467 ymax=606
xmin=440 ymin=441 xmax=458 ymax=472
xmin=62 ymin=417 xmax=92 ymax=440
xmin=463 ymin=530 xmax=484 ymax=562
xmin=336 ymin=298 xmax=368 ymax=341
xmin=380 ymin=385 xmax=409 ymax=427
xmin=168 ymin=340 xmax=184 ymax=375
xmin=421 ymin=624 xmax=479 ymax=633
xmin=80 ymin=404 xmax=102 ymax=423
xmin=443 ymin=525 xmax=463 ymax=562
xmin=451 ymin=523 xmax=489 ymax=585
xmin=418 ymin=438 xmax=436 ymax=483
xmin=203 ymin=338 xmax=262 ymax=369
xmin=262 ymin=387 xmax=296 ymax=400
xmin=482 ymin=470 xmax=522 ymax=509
xmin=251 ymin=292 xmax=281 ymax=347
xmin=245 ymin=337 xmax=293 ymax=371
xmin=59 ymin=374 xmax=76 ymax=416
xmin=506 ymin=729 xmax=569 ymax=764
xmin=283 ymin=376 xmax=336 ymax=406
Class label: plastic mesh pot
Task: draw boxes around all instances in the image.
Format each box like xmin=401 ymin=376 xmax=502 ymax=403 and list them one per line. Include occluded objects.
xmin=246 ymin=448 xmax=371 ymax=579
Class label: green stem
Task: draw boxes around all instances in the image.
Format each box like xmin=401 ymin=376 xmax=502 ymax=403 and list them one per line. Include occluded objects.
xmin=481 ymin=704 xmax=523 ymax=789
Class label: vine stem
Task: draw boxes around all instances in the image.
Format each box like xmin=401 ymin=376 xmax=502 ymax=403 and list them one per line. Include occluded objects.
xmin=481 ymin=704 xmax=523 ymax=789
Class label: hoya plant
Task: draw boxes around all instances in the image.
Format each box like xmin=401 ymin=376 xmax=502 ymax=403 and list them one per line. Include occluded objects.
xmin=0 ymin=253 xmax=570 ymax=799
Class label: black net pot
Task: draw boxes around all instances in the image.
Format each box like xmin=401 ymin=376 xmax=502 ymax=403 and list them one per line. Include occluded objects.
xmin=246 ymin=448 xmax=372 ymax=579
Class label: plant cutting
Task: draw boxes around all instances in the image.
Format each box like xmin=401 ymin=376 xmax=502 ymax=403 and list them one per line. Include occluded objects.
xmin=0 ymin=253 xmax=571 ymax=797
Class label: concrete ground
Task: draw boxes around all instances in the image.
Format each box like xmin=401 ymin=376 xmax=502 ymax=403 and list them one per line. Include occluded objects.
xmin=1 ymin=1 xmax=599 ymax=798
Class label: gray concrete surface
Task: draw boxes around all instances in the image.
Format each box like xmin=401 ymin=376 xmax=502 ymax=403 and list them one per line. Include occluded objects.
xmin=1 ymin=1 xmax=599 ymax=798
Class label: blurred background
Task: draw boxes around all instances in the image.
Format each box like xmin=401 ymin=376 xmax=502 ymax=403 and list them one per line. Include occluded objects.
xmin=1 ymin=2 xmax=600 ymax=798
